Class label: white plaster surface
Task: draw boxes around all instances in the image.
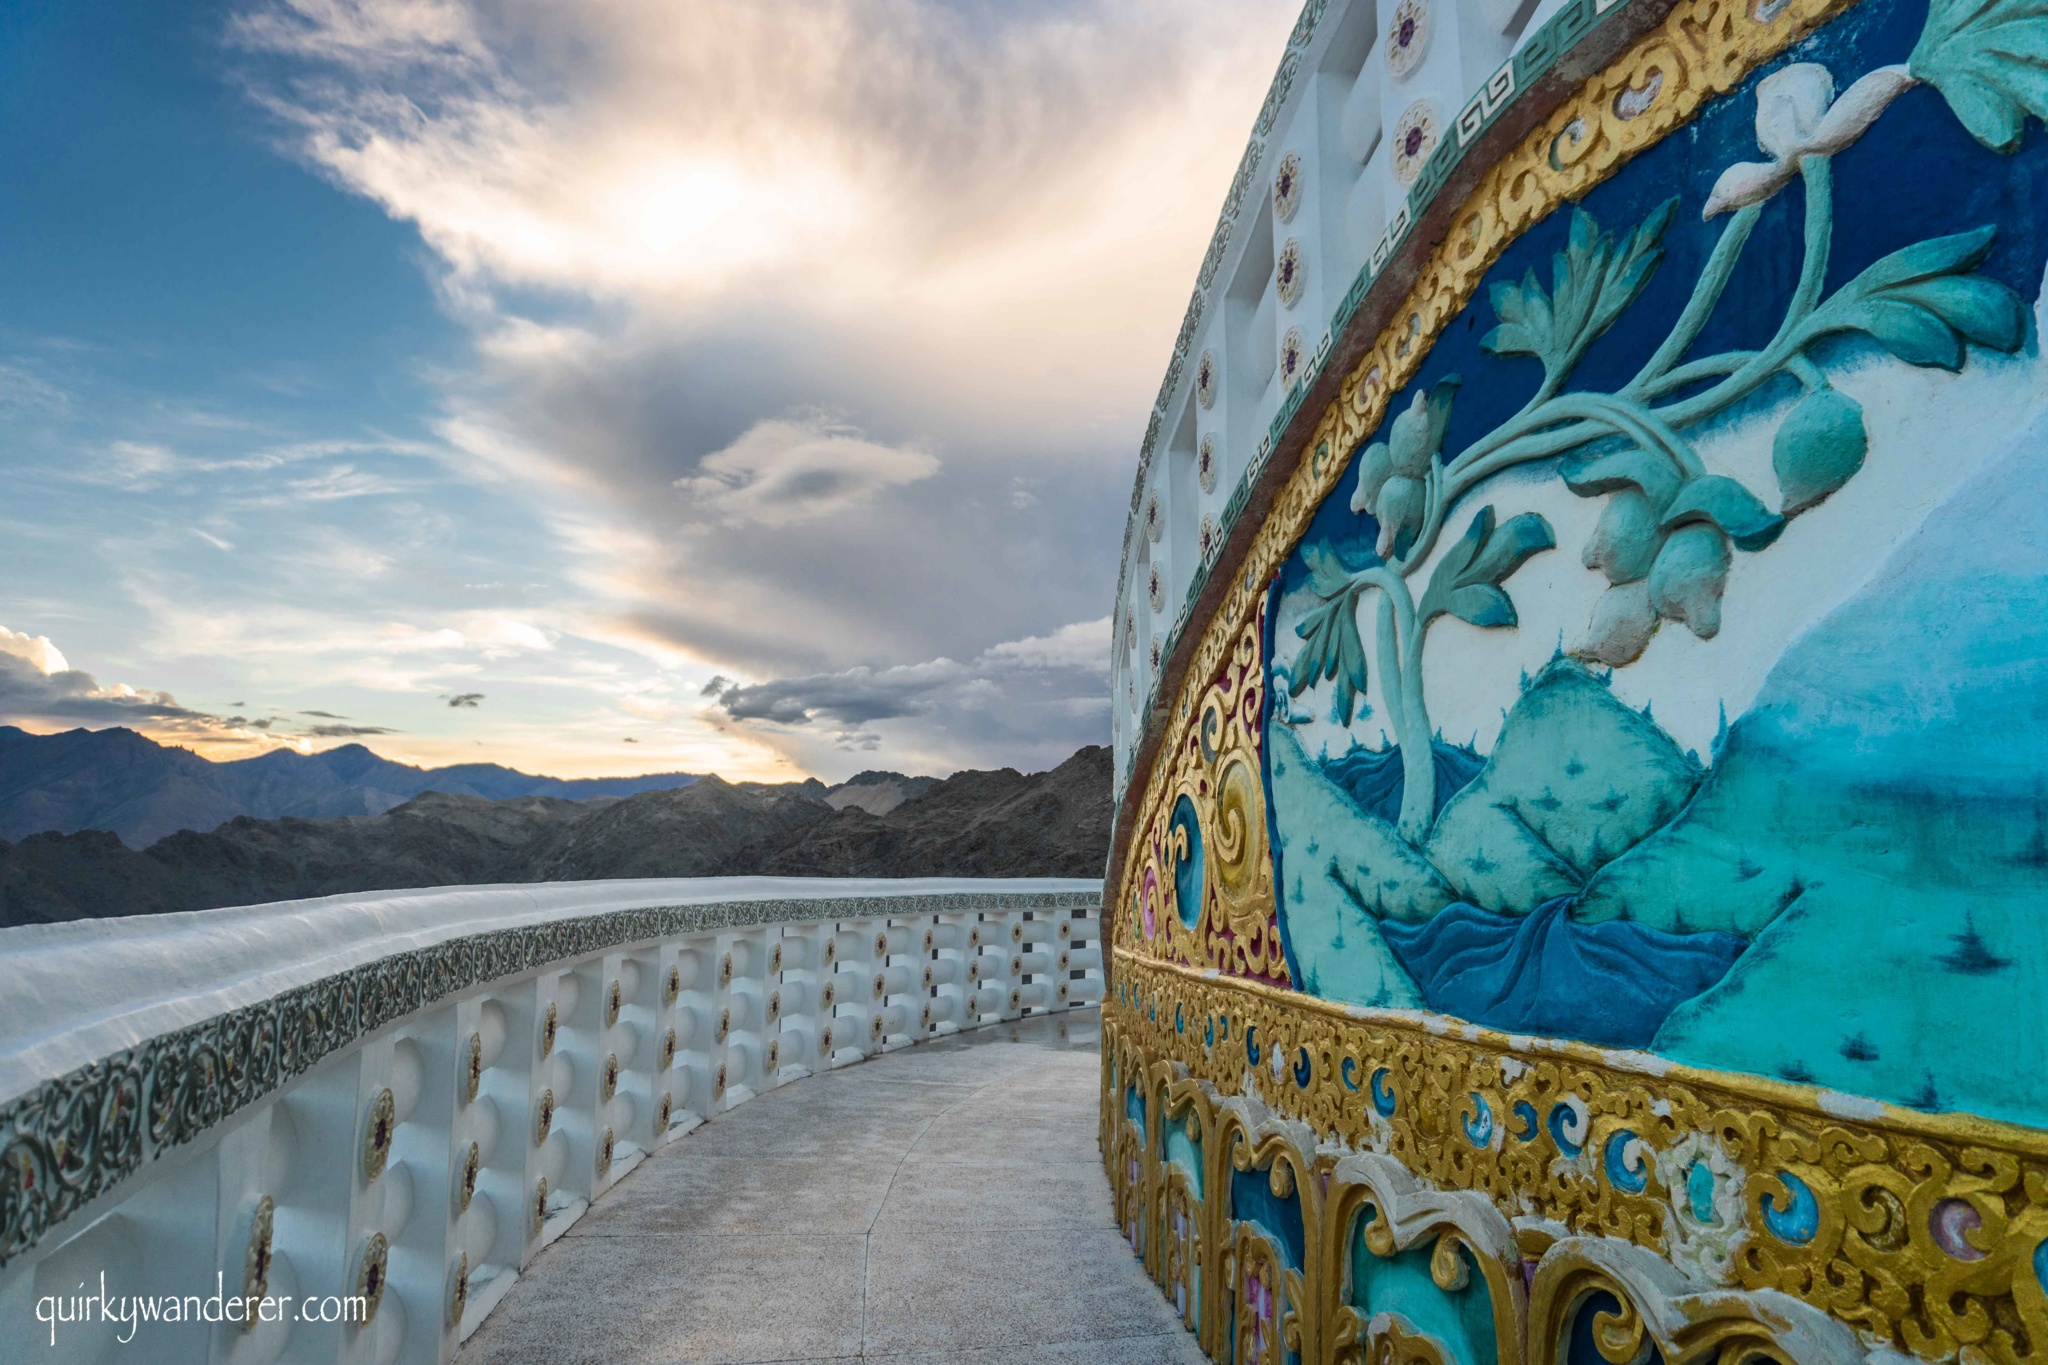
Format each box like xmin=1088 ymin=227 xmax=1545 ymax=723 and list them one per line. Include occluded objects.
xmin=0 ymin=877 xmax=1100 ymax=1106
xmin=458 ymin=1008 xmax=1205 ymax=1365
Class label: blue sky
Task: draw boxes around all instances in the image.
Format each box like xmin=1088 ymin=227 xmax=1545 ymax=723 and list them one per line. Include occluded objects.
xmin=0 ymin=0 xmax=1297 ymax=781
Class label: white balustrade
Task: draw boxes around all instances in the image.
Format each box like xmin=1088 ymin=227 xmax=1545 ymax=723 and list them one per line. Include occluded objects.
xmin=0 ymin=877 xmax=1103 ymax=1363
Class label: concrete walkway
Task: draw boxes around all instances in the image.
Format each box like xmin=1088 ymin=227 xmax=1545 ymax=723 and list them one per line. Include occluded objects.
xmin=459 ymin=1008 xmax=1206 ymax=1365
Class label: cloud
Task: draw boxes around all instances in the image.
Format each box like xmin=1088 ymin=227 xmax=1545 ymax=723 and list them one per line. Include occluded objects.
xmin=0 ymin=626 xmax=231 ymax=732
xmin=306 ymin=722 xmax=400 ymax=736
xmin=448 ymin=691 xmax=484 ymax=706
xmin=300 ymin=709 xmax=350 ymax=718
xmin=706 ymin=617 xmax=1110 ymax=775
xmin=672 ymin=414 xmax=938 ymax=528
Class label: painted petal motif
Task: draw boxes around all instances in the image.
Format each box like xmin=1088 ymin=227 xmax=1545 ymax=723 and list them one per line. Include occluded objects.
xmin=1704 ymin=159 xmax=1793 ymax=218
xmin=1809 ymin=65 xmax=1919 ymax=154
xmin=1755 ymin=64 xmax=1835 ymax=159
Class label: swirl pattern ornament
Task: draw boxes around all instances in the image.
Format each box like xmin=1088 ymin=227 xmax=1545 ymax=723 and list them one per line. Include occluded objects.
xmin=1118 ymin=611 xmax=1287 ymax=985
xmin=1102 ymin=954 xmax=2048 ymax=1365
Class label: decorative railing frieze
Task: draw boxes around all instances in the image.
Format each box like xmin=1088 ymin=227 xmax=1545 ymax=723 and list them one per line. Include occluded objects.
xmin=0 ymin=880 xmax=1103 ymax=1361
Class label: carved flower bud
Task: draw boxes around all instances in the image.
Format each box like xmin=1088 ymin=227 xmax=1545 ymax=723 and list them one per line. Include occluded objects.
xmin=1375 ymin=476 xmax=1427 ymax=559
xmin=1648 ymin=524 xmax=1732 ymax=639
xmin=1582 ymin=489 xmax=1663 ymax=585
xmin=1350 ymin=441 xmax=1393 ymax=516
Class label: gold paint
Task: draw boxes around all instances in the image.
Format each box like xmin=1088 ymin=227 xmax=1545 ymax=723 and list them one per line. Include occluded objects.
xmin=1106 ymin=954 xmax=2048 ymax=1365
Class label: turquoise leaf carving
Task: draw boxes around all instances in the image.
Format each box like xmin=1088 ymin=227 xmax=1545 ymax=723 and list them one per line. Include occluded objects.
xmin=1797 ymin=225 xmax=2027 ymax=370
xmin=1483 ymin=200 xmax=1679 ymax=380
xmin=1290 ymin=542 xmax=1369 ymax=725
xmin=1912 ymin=0 xmax=2048 ymax=153
xmin=1659 ymin=474 xmax=1785 ymax=552
xmin=1561 ymin=445 xmax=1682 ymax=511
xmin=1419 ymin=507 xmax=1556 ymax=627
xmin=1773 ymin=389 xmax=1868 ymax=515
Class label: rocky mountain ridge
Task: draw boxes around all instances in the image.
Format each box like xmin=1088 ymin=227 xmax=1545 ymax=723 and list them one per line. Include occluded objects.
xmin=0 ymin=746 xmax=1110 ymax=927
xmin=0 ymin=726 xmax=704 ymax=849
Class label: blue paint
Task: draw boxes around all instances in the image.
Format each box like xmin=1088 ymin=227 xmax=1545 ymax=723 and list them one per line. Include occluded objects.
xmin=1763 ymin=1173 xmax=1821 ymax=1245
xmin=1175 ymin=1003 xmax=1184 ymax=1034
xmin=1513 ymin=1101 xmax=1540 ymax=1143
xmin=1342 ymin=1057 xmax=1361 ymax=1091
xmin=1548 ymin=1102 xmax=1586 ymax=1158
xmin=1320 ymin=740 xmax=1486 ymax=826
xmin=1371 ymin=1068 xmax=1397 ymax=1117
xmin=1378 ymin=897 xmax=1747 ymax=1047
xmin=1246 ymin=1026 xmax=1261 ymax=1067
xmin=1604 ymin=1131 xmax=1649 ymax=1193
xmin=1204 ymin=1015 xmax=1215 ymax=1049
xmin=1230 ymin=1166 xmax=1306 ymax=1270
xmin=2034 ymin=1236 xmax=2048 ymax=1295
xmin=1464 ymin=1094 xmax=1494 ymax=1147
xmin=1566 ymin=1292 xmax=1665 ymax=1365
xmin=1293 ymin=1047 xmax=1313 ymax=1089
xmin=1687 ymin=1160 xmax=1719 ymax=1225
xmin=1170 ymin=794 xmax=1204 ymax=929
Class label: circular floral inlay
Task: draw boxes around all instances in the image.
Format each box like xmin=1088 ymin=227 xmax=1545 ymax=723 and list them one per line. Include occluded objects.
xmin=449 ymin=1251 xmax=469 ymax=1328
xmin=1276 ymin=238 xmax=1306 ymax=308
xmin=356 ymin=1232 xmax=389 ymax=1323
xmin=1279 ymin=327 xmax=1308 ymax=388
xmin=541 ymin=1002 xmax=558 ymax=1060
xmin=362 ymin=1088 xmax=395 ymax=1183
xmin=535 ymin=1088 xmax=554 ymax=1145
xmin=241 ymin=1196 xmax=275 ymax=1332
xmin=1272 ymin=150 xmax=1303 ymax=223
xmin=460 ymin=1141 xmax=480 ymax=1212
xmin=1196 ymin=350 xmax=1217 ymax=409
xmin=1392 ymin=100 xmax=1439 ymax=185
xmin=1197 ymin=435 xmax=1218 ymax=493
xmin=1386 ymin=0 xmax=1431 ymax=79
xmin=465 ymin=1032 xmax=483 ymax=1103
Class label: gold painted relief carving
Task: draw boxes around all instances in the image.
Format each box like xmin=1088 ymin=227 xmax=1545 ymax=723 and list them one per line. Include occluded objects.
xmin=1105 ymin=957 xmax=2048 ymax=1365
xmin=1118 ymin=610 xmax=1288 ymax=985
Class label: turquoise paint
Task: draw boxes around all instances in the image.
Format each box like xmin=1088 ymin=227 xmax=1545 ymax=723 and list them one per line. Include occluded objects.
xmin=1244 ymin=0 xmax=2048 ymax=1127
xmin=1763 ymin=1173 xmax=1821 ymax=1245
xmin=1125 ymin=1084 xmax=1147 ymax=1142
xmin=1171 ymin=794 xmax=1204 ymax=930
xmin=2034 ymin=1235 xmax=2048 ymax=1294
xmin=1349 ymin=1213 xmax=1500 ymax=1365
xmin=1687 ymin=1160 xmax=1720 ymax=1225
xmin=1164 ymin=1121 xmax=1204 ymax=1198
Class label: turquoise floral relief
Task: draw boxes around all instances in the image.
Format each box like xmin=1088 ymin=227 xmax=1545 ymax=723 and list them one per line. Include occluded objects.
xmin=1261 ymin=0 xmax=2048 ymax=1125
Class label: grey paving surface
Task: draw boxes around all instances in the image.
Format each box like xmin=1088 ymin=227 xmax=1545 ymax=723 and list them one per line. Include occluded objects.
xmin=459 ymin=1008 xmax=1206 ymax=1365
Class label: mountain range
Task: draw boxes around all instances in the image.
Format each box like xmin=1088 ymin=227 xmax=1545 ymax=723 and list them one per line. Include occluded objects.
xmin=0 ymin=745 xmax=1111 ymax=927
xmin=0 ymin=726 xmax=704 ymax=848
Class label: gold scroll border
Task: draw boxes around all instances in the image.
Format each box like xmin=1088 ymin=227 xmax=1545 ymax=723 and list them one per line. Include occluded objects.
xmin=1111 ymin=950 xmax=2048 ymax=1363
xmin=1112 ymin=0 xmax=1869 ymax=954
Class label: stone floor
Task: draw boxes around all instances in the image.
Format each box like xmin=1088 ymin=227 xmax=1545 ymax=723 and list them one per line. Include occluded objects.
xmin=459 ymin=1008 xmax=1207 ymax=1365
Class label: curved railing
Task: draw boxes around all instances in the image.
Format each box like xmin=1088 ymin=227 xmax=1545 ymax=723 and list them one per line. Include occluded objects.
xmin=0 ymin=877 xmax=1102 ymax=1361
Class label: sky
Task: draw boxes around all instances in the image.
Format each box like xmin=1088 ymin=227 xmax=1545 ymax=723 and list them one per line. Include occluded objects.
xmin=0 ymin=0 xmax=1300 ymax=782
